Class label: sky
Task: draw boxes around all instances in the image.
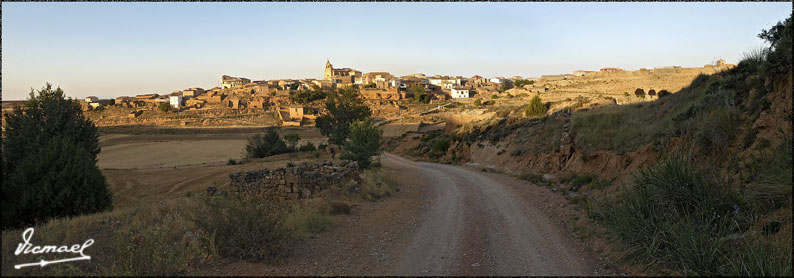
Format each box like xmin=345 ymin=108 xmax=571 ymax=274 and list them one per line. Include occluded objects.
xmin=1 ymin=2 xmax=791 ymax=100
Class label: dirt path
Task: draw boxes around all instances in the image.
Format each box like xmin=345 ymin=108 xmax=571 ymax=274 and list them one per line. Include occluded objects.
xmin=384 ymin=153 xmax=601 ymax=276
xmin=194 ymin=153 xmax=604 ymax=276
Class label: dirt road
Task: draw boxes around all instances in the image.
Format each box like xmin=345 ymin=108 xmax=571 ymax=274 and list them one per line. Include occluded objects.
xmin=195 ymin=153 xmax=603 ymax=275
xmin=383 ymin=153 xmax=599 ymax=276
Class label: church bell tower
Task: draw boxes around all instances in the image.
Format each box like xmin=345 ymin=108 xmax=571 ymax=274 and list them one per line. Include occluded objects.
xmin=324 ymin=59 xmax=333 ymax=80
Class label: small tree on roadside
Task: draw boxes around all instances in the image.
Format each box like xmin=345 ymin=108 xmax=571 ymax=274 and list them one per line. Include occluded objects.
xmin=525 ymin=95 xmax=548 ymax=117
xmin=340 ymin=119 xmax=383 ymax=169
xmin=2 ymin=83 xmax=112 ymax=229
xmin=316 ymin=86 xmax=372 ymax=145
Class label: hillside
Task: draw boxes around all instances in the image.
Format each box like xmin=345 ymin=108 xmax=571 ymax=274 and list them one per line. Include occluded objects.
xmin=388 ymin=15 xmax=792 ymax=275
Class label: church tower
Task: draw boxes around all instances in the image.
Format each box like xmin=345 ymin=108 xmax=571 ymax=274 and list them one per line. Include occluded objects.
xmin=324 ymin=59 xmax=333 ymax=80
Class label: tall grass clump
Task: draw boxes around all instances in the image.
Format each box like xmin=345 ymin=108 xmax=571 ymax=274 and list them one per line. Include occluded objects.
xmin=593 ymin=149 xmax=792 ymax=275
xmin=593 ymin=154 xmax=740 ymax=274
xmin=739 ymin=46 xmax=769 ymax=71
xmin=194 ymin=198 xmax=288 ymax=262
xmin=283 ymin=206 xmax=332 ymax=236
xmin=694 ymin=105 xmax=740 ymax=153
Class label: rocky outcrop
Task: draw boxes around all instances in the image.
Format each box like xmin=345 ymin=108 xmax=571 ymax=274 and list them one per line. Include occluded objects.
xmin=228 ymin=160 xmax=359 ymax=201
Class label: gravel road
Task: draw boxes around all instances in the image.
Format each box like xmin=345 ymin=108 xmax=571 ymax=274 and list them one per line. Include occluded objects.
xmin=194 ymin=153 xmax=602 ymax=275
xmin=384 ymin=153 xmax=598 ymax=276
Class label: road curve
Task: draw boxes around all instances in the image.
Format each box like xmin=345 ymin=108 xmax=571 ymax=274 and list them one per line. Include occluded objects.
xmin=383 ymin=153 xmax=597 ymax=276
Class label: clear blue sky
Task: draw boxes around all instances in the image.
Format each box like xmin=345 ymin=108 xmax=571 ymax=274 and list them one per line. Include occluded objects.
xmin=2 ymin=2 xmax=790 ymax=100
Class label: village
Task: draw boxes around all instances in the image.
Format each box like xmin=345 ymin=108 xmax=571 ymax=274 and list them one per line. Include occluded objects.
xmin=76 ymin=59 xmax=734 ymax=128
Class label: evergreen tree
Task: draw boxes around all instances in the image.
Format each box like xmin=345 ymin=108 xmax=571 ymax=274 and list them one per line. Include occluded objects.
xmin=2 ymin=84 xmax=111 ymax=229
xmin=525 ymin=95 xmax=548 ymax=117
xmin=340 ymin=119 xmax=383 ymax=169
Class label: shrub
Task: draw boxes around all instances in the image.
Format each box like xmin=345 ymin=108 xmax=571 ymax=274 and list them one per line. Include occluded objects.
xmin=525 ymin=95 xmax=548 ymax=117
xmin=473 ymin=99 xmax=482 ymax=106
xmin=514 ymin=79 xmax=534 ymax=87
xmin=158 ymin=102 xmax=172 ymax=113
xmin=298 ymin=142 xmax=316 ymax=152
xmin=284 ymin=133 xmax=300 ymax=149
xmin=570 ymin=173 xmax=596 ymax=189
xmin=227 ymin=159 xmax=238 ymax=165
xmin=340 ymin=119 xmax=383 ymax=169
xmin=410 ymin=85 xmax=431 ymax=104
xmin=245 ymin=127 xmax=290 ymax=158
xmin=195 ymin=198 xmax=288 ymax=261
xmin=2 ymin=84 xmax=111 ymax=229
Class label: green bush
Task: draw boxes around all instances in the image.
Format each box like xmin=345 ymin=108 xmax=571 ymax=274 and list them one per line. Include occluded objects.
xmin=514 ymin=79 xmax=534 ymax=87
xmin=284 ymin=133 xmax=301 ymax=149
xmin=316 ymin=86 xmax=372 ymax=145
xmin=2 ymin=84 xmax=111 ymax=229
xmin=298 ymin=142 xmax=316 ymax=152
xmin=245 ymin=127 xmax=290 ymax=158
xmin=158 ymin=102 xmax=172 ymax=113
xmin=525 ymin=95 xmax=548 ymax=117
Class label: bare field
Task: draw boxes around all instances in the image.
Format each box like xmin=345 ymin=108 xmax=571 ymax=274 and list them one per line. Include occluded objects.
xmin=96 ymin=127 xmax=331 ymax=209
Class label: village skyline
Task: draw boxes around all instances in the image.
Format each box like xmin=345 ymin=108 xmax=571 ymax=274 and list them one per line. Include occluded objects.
xmin=2 ymin=2 xmax=790 ymax=100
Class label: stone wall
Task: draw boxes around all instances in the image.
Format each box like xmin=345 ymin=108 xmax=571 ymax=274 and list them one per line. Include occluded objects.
xmin=228 ymin=160 xmax=359 ymax=201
